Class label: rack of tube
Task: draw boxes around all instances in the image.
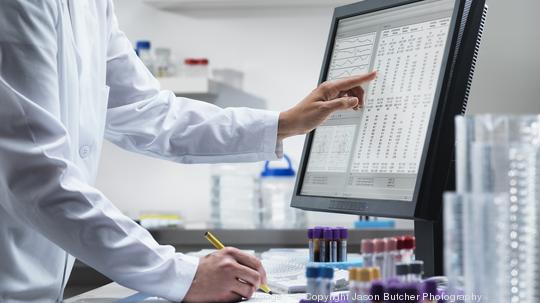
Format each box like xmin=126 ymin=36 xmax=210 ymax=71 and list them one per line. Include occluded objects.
xmin=302 ymin=232 xmax=443 ymax=303
xmin=308 ymin=227 xmax=348 ymax=263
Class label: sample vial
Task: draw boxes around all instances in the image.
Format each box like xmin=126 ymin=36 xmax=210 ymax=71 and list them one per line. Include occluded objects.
xmin=331 ymin=228 xmax=339 ymax=262
xmin=421 ymin=280 xmax=438 ymax=303
xmin=308 ymin=229 xmax=314 ymax=262
xmin=408 ymin=260 xmax=424 ymax=282
xmin=361 ymin=239 xmax=375 ymax=267
xmin=398 ymin=235 xmax=416 ymax=263
xmin=370 ymin=281 xmax=385 ymax=303
xmin=322 ymin=228 xmax=333 ymax=263
xmin=386 ymin=283 xmax=401 ymax=303
xmin=313 ymin=227 xmax=323 ymax=262
xmin=348 ymin=268 xmax=361 ymax=303
xmin=384 ymin=237 xmax=399 ymax=279
xmin=306 ymin=266 xmax=321 ymax=295
xmin=373 ymin=239 xmax=386 ymax=276
xmin=403 ymin=283 xmax=420 ymax=303
xmin=338 ymin=227 xmax=348 ymax=262
xmin=369 ymin=267 xmax=381 ymax=281
xmin=357 ymin=268 xmax=373 ymax=303
xmin=395 ymin=262 xmax=410 ymax=283
xmin=320 ymin=267 xmax=334 ymax=297
xmin=348 ymin=268 xmax=373 ymax=303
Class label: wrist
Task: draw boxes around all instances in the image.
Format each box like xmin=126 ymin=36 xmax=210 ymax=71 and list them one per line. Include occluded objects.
xmin=277 ymin=110 xmax=297 ymax=141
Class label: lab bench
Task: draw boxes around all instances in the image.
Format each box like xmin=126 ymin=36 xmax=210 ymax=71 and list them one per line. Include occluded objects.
xmin=65 ymin=228 xmax=411 ymax=299
xmin=65 ymin=282 xmax=306 ymax=303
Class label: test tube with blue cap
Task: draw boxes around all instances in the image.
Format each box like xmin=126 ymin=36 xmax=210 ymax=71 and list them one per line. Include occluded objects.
xmin=306 ymin=266 xmax=321 ymax=295
xmin=319 ymin=267 xmax=334 ymax=296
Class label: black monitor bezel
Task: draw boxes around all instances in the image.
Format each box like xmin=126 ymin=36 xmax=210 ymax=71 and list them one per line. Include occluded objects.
xmin=291 ymin=0 xmax=484 ymax=221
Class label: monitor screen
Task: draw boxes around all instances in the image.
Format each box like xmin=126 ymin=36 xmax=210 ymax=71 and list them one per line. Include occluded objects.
xmin=300 ymin=0 xmax=455 ymax=202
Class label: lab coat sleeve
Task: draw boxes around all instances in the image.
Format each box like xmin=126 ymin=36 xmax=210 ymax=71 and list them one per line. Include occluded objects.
xmin=0 ymin=2 xmax=197 ymax=301
xmin=104 ymin=12 xmax=282 ymax=164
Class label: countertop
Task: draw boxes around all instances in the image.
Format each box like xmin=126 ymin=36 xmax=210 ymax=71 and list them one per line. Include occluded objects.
xmin=65 ymin=228 xmax=412 ymax=298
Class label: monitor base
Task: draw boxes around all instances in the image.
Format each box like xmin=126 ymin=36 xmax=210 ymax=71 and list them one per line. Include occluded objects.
xmin=414 ymin=218 xmax=444 ymax=277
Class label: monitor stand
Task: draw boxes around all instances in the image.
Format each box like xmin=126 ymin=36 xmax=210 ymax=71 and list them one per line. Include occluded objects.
xmin=414 ymin=218 xmax=443 ymax=276
xmin=414 ymin=159 xmax=454 ymax=277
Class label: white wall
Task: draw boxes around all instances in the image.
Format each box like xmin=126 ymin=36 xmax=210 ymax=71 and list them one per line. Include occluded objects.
xmin=96 ymin=0 xmax=540 ymax=227
xmin=468 ymin=0 xmax=540 ymax=114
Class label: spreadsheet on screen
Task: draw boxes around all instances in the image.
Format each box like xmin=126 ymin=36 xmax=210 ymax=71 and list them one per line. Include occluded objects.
xmin=301 ymin=0 xmax=454 ymax=201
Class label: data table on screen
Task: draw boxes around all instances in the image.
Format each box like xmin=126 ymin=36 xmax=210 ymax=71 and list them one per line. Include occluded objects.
xmin=302 ymin=10 xmax=452 ymax=201
xmin=351 ymin=17 xmax=451 ymax=175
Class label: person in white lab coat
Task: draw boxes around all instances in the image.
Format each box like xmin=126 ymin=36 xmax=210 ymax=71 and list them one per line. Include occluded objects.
xmin=0 ymin=1 xmax=376 ymax=302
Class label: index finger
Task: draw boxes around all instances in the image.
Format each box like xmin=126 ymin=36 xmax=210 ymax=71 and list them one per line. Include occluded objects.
xmin=330 ymin=71 xmax=377 ymax=92
xmin=224 ymin=247 xmax=268 ymax=284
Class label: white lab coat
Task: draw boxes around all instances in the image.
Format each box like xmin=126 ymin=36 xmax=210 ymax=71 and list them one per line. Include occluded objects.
xmin=0 ymin=1 xmax=280 ymax=302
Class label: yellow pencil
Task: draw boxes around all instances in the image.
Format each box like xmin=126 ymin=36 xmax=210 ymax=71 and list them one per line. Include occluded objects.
xmin=204 ymin=231 xmax=273 ymax=295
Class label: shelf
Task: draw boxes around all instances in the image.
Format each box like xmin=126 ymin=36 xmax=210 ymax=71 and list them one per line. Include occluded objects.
xmin=158 ymin=76 xmax=215 ymax=96
xmin=144 ymin=0 xmax=356 ymax=10
xmin=158 ymin=76 xmax=267 ymax=109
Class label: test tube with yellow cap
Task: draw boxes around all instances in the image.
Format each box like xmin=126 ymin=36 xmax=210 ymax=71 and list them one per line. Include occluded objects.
xmin=348 ymin=268 xmax=373 ymax=303
xmin=369 ymin=267 xmax=381 ymax=281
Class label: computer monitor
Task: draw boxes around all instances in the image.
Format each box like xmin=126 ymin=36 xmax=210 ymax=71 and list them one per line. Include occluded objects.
xmin=291 ymin=0 xmax=486 ymax=275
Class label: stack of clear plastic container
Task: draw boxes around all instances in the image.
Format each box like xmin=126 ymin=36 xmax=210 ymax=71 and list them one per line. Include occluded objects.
xmin=444 ymin=115 xmax=540 ymax=303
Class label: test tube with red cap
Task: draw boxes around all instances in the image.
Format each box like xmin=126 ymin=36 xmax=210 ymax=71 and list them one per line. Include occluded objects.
xmin=384 ymin=237 xmax=399 ymax=279
xmin=398 ymin=236 xmax=416 ymax=263
xmin=373 ymin=238 xmax=386 ymax=275
xmin=361 ymin=239 xmax=375 ymax=267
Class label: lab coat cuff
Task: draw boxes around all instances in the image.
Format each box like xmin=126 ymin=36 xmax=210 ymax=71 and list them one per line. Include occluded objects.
xmin=167 ymin=254 xmax=200 ymax=302
xmin=262 ymin=110 xmax=283 ymax=159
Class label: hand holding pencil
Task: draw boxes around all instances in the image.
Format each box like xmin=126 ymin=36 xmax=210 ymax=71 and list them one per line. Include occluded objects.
xmin=205 ymin=231 xmax=273 ymax=294
xmin=183 ymin=232 xmax=271 ymax=302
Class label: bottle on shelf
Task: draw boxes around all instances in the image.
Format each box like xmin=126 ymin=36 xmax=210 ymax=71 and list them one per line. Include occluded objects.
xmin=154 ymin=47 xmax=174 ymax=77
xmin=260 ymin=155 xmax=305 ymax=229
xmin=184 ymin=58 xmax=209 ymax=78
xmin=135 ymin=40 xmax=155 ymax=75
